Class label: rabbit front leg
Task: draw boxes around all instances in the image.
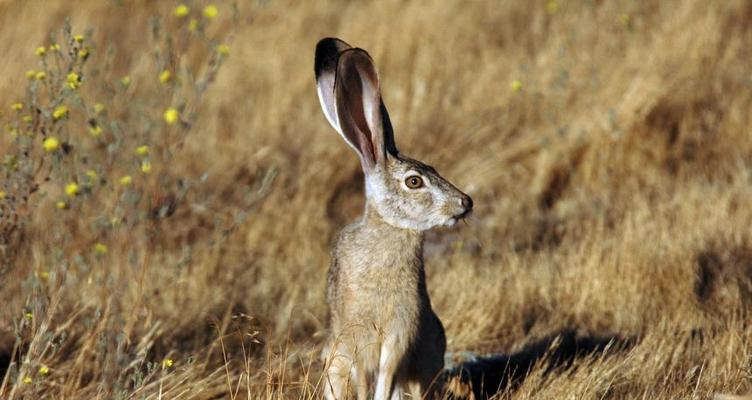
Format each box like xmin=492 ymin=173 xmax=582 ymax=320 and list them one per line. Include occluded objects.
xmin=374 ymin=340 xmax=402 ymax=400
xmin=322 ymin=348 xmax=348 ymax=400
xmin=352 ymin=359 xmax=369 ymax=400
xmin=323 ymin=341 xmax=361 ymax=400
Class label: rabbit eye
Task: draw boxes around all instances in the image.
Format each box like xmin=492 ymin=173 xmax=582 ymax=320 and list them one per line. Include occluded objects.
xmin=405 ymin=175 xmax=424 ymax=189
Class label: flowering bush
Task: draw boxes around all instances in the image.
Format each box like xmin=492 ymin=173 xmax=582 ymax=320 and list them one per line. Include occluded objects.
xmin=0 ymin=3 xmax=273 ymax=397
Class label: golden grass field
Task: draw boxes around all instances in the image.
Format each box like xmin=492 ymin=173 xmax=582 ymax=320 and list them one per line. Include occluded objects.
xmin=1 ymin=0 xmax=752 ymax=398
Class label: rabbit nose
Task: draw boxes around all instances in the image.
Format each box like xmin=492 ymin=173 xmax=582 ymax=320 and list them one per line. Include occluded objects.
xmin=461 ymin=195 xmax=473 ymax=211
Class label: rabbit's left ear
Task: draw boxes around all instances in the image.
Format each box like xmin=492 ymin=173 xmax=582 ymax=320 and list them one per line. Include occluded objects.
xmin=334 ymin=48 xmax=395 ymax=169
xmin=315 ymin=38 xmax=352 ymax=135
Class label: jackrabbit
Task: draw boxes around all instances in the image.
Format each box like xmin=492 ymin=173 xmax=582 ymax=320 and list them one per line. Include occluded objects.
xmin=315 ymin=38 xmax=473 ymax=400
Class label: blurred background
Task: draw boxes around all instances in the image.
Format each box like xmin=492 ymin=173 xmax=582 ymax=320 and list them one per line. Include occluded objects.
xmin=1 ymin=0 xmax=751 ymax=398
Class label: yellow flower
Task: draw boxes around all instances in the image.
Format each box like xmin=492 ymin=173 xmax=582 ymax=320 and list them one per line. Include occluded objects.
xmin=56 ymin=201 xmax=68 ymax=210
xmin=510 ymin=79 xmax=523 ymax=92
xmin=86 ymin=170 xmax=98 ymax=179
xmin=49 ymin=43 xmax=60 ymax=52
xmin=25 ymin=70 xmax=35 ymax=79
xmin=162 ymin=359 xmax=174 ymax=369
xmin=11 ymin=103 xmax=22 ymax=111
xmin=0 ymin=191 xmax=6 ymax=200
xmin=22 ymin=376 xmax=32 ymax=384
xmin=24 ymin=312 xmax=33 ymax=320
xmin=64 ymin=182 xmax=79 ymax=197
xmin=35 ymin=71 xmax=46 ymax=80
xmin=141 ymin=160 xmax=152 ymax=174
xmin=93 ymin=242 xmax=108 ymax=255
xmin=188 ymin=18 xmax=199 ymax=31
xmin=53 ymin=105 xmax=69 ymax=120
xmin=35 ymin=46 xmax=46 ymax=56
xmin=89 ymin=124 xmax=102 ymax=137
xmin=619 ymin=13 xmax=632 ymax=28
xmin=74 ymin=34 xmax=84 ymax=43
xmin=119 ymin=175 xmax=132 ymax=186
xmin=67 ymin=72 xmax=81 ymax=89
xmin=78 ymin=48 xmax=89 ymax=60
xmin=546 ymin=0 xmax=559 ymax=14
xmin=43 ymin=137 xmax=60 ymax=152
xmin=39 ymin=271 xmax=50 ymax=279
xmin=203 ymin=4 xmax=218 ymax=19
xmin=163 ymin=108 xmax=179 ymax=125
xmin=121 ymin=75 xmax=131 ymax=87
xmin=174 ymin=4 xmax=189 ymax=18
xmin=136 ymin=145 xmax=150 ymax=156
xmin=217 ymin=44 xmax=230 ymax=57
xmin=39 ymin=365 xmax=49 ymax=375
xmin=22 ymin=116 xmax=32 ymax=123
xmin=159 ymin=70 xmax=171 ymax=84
xmin=94 ymin=103 xmax=105 ymax=114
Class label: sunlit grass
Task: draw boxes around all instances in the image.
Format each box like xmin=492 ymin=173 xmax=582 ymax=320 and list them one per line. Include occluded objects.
xmin=0 ymin=0 xmax=751 ymax=399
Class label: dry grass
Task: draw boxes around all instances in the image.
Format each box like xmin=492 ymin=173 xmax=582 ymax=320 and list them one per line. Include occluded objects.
xmin=1 ymin=0 xmax=752 ymax=398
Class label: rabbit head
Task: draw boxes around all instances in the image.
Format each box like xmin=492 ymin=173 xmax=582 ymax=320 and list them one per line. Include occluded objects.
xmin=315 ymin=38 xmax=473 ymax=231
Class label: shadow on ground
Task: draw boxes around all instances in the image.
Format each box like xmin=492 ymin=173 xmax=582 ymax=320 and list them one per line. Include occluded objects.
xmin=443 ymin=329 xmax=635 ymax=399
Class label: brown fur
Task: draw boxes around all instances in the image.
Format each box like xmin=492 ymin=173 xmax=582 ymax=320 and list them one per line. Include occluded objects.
xmin=323 ymin=202 xmax=446 ymax=399
xmin=316 ymin=39 xmax=471 ymax=399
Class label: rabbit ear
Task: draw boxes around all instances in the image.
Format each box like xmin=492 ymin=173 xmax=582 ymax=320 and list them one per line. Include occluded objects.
xmin=334 ymin=48 xmax=396 ymax=170
xmin=315 ymin=38 xmax=351 ymax=135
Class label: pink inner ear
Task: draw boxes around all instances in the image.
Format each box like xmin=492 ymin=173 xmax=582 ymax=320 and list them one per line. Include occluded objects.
xmin=344 ymin=85 xmax=376 ymax=167
xmin=359 ymin=74 xmax=385 ymax=164
xmin=335 ymin=55 xmax=379 ymax=168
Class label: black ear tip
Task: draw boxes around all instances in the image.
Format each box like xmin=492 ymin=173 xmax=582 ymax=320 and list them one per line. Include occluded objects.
xmin=315 ymin=37 xmax=351 ymax=77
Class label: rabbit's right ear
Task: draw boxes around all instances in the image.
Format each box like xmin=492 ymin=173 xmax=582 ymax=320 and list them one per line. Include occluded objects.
xmin=315 ymin=38 xmax=351 ymax=135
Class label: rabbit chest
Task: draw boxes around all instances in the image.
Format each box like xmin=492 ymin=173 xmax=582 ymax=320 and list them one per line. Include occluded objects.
xmin=332 ymin=219 xmax=430 ymax=334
